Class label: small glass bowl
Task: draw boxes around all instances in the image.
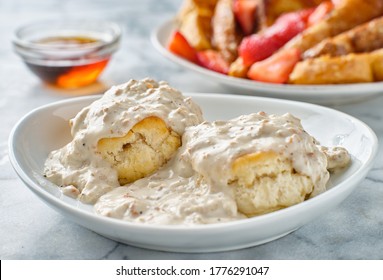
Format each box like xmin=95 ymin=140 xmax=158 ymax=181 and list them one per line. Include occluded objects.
xmin=13 ymin=19 xmax=121 ymax=89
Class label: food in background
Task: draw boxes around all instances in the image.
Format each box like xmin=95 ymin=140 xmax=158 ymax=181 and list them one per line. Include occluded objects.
xmin=168 ymin=0 xmax=383 ymax=85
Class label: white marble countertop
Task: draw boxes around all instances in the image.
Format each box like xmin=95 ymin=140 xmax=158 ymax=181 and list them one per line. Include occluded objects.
xmin=1 ymin=0 xmax=382 ymax=260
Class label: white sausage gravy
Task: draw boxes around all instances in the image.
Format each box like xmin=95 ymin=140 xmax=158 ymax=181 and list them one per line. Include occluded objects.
xmin=44 ymin=78 xmax=350 ymax=225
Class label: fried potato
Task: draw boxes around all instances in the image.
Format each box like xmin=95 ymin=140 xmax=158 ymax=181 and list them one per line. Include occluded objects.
xmin=284 ymin=0 xmax=383 ymax=53
xmin=371 ymin=49 xmax=383 ymax=81
xmin=228 ymin=57 xmax=249 ymax=78
xmin=177 ymin=0 xmax=218 ymax=50
xmin=211 ymin=0 xmax=238 ymax=62
xmin=265 ymin=0 xmax=326 ymax=24
xmin=303 ymin=16 xmax=383 ymax=59
xmin=289 ymin=53 xmax=373 ymax=84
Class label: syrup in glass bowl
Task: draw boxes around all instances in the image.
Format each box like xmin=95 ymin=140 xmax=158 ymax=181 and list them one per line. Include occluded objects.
xmin=13 ymin=20 xmax=121 ymax=89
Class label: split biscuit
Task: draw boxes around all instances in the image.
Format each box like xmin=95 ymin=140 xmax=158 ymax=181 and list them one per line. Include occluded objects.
xmin=97 ymin=116 xmax=181 ymax=185
xmin=230 ymin=151 xmax=314 ymax=216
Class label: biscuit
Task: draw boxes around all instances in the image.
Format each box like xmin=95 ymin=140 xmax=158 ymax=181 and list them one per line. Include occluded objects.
xmin=97 ymin=116 xmax=181 ymax=185
xmin=230 ymin=151 xmax=313 ymax=215
xmin=181 ymin=113 xmax=330 ymax=217
xmin=44 ymin=78 xmax=203 ymax=204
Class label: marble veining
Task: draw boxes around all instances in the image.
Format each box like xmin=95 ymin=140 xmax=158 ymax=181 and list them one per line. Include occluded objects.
xmin=1 ymin=0 xmax=383 ymax=260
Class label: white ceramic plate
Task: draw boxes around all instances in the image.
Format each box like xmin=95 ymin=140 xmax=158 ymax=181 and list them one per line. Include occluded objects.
xmin=151 ymin=19 xmax=383 ymax=105
xmin=9 ymin=94 xmax=378 ymax=253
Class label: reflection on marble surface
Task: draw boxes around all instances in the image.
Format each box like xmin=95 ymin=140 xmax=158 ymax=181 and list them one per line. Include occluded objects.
xmin=1 ymin=0 xmax=383 ymax=259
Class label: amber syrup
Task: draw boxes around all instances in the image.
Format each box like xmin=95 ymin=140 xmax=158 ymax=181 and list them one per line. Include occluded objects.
xmin=26 ymin=36 xmax=109 ymax=88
